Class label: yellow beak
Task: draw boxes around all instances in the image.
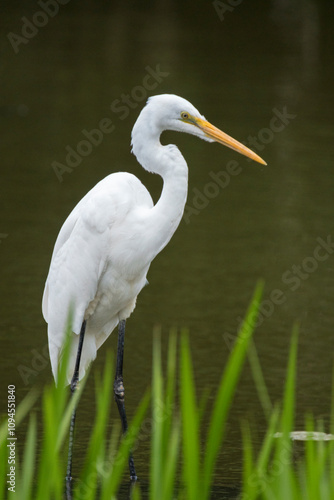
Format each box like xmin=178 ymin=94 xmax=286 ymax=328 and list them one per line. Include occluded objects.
xmin=195 ymin=117 xmax=267 ymax=166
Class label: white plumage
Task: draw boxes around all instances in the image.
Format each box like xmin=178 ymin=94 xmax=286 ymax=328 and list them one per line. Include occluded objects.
xmin=43 ymin=94 xmax=266 ymax=384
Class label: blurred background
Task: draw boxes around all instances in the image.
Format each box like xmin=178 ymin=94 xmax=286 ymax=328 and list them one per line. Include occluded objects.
xmin=1 ymin=0 xmax=334 ymax=496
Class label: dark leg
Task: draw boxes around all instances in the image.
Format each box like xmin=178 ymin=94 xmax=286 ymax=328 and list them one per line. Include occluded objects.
xmin=65 ymin=320 xmax=86 ymax=499
xmin=114 ymin=319 xmax=137 ymax=481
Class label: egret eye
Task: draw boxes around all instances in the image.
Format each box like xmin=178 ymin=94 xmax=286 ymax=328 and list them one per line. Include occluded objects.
xmin=181 ymin=112 xmax=189 ymax=120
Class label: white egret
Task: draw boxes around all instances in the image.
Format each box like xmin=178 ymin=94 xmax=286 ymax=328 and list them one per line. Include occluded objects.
xmin=42 ymin=94 xmax=266 ymax=488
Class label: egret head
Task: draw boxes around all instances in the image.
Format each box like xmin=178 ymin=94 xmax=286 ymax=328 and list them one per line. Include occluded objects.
xmin=131 ymin=94 xmax=267 ymax=167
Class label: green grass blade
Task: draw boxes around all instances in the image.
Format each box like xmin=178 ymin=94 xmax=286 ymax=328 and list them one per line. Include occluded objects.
xmin=131 ymin=482 xmax=142 ymax=500
xmin=280 ymin=324 xmax=298 ymax=438
xmin=161 ymin=417 xmax=181 ymax=500
xmin=163 ymin=329 xmax=177 ymax=458
xmin=256 ymin=405 xmax=280 ymax=473
xmin=329 ymin=439 xmax=334 ymax=496
xmin=150 ymin=329 xmax=163 ymax=499
xmin=180 ymin=332 xmax=200 ymax=500
xmin=247 ymin=339 xmax=272 ymax=421
xmin=1 ymin=392 xmax=39 ymax=500
xmin=19 ymin=413 xmax=37 ymax=500
xmin=0 ymin=430 xmax=7 ymax=500
xmin=331 ymin=367 xmax=334 ymax=436
xmin=0 ymin=389 xmax=39 ymax=445
xmin=202 ymin=280 xmax=264 ymax=499
xmin=36 ymin=385 xmax=64 ymax=500
xmin=270 ymin=325 xmax=298 ymax=499
xmin=241 ymin=391 xmax=280 ymax=498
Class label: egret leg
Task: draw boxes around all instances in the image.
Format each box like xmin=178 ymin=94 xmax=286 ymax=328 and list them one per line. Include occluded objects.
xmin=114 ymin=319 xmax=137 ymax=481
xmin=65 ymin=320 xmax=86 ymax=498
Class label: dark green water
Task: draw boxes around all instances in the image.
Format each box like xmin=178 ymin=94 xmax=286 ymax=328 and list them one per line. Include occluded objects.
xmin=1 ymin=0 xmax=334 ymax=496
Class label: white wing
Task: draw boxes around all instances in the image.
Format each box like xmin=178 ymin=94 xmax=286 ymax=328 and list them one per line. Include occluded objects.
xmin=43 ymin=172 xmax=153 ymax=383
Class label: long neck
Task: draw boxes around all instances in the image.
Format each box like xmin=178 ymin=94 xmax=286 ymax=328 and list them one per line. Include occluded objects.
xmin=132 ymin=129 xmax=188 ymax=262
xmin=151 ymin=144 xmax=188 ymax=255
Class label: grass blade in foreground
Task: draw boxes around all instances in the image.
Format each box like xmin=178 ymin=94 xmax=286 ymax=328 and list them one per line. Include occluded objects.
xmin=247 ymin=339 xmax=273 ymax=421
xmin=180 ymin=333 xmax=201 ymax=500
xmin=201 ymin=280 xmax=264 ymax=499
xmin=150 ymin=329 xmax=180 ymax=500
xmin=151 ymin=330 xmax=164 ymax=499
xmin=19 ymin=413 xmax=37 ymax=500
xmin=240 ymin=323 xmax=334 ymax=500
xmin=273 ymin=325 xmax=298 ymax=499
